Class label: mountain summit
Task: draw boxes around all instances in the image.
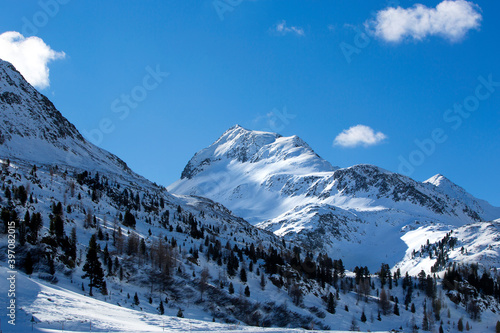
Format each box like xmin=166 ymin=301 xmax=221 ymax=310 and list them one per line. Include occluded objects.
xmin=170 ymin=125 xmax=336 ymax=222
xmin=180 ymin=125 xmax=335 ymax=180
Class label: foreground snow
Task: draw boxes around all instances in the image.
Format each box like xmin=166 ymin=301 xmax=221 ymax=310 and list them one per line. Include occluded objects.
xmin=1 ymin=266 xmax=386 ymax=333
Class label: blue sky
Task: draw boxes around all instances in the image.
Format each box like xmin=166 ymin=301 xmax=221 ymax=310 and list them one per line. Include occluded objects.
xmin=1 ymin=0 xmax=499 ymax=206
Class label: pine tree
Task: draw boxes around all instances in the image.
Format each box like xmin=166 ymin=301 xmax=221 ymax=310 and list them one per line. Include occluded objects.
xmin=457 ymin=318 xmax=464 ymax=332
xmin=69 ymin=227 xmax=77 ymax=260
xmin=394 ymin=302 xmax=400 ymax=316
xmin=422 ymin=304 xmax=429 ymax=331
xmin=439 ymin=325 xmax=444 ymax=333
xmin=228 ymin=282 xmax=234 ymax=294
xmin=177 ymin=308 xmax=184 ymax=318
xmin=18 ymin=220 xmax=26 ymax=246
xmin=27 ymin=212 xmax=42 ymax=244
xmin=5 ymin=187 xmax=11 ymax=200
xmin=123 ymin=210 xmax=136 ymax=228
xmin=240 ymin=267 xmax=247 ymax=283
xmin=48 ymin=255 xmax=55 ymax=275
xmin=82 ymin=235 xmax=105 ymax=296
xmin=260 ymin=273 xmax=266 ymax=290
xmin=158 ymin=300 xmax=164 ymax=315
xmin=496 ymin=321 xmax=500 ymax=333
xmin=244 ymin=286 xmax=250 ymax=297
xmin=361 ymin=311 xmax=367 ymax=323
xmin=24 ymin=211 xmax=30 ymax=228
xmin=24 ymin=252 xmax=33 ymax=275
xmin=379 ymin=288 xmax=391 ymax=315
xmin=51 ymin=214 xmax=65 ymax=241
xmin=101 ymin=281 xmax=108 ymax=295
xmin=18 ymin=185 xmax=27 ymax=206
xmin=327 ymin=292 xmax=336 ymax=314
xmin=134 ymin=292 xmax=140 ymax=305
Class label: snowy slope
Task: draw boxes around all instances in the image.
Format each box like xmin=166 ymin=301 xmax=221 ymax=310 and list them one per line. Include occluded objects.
xmin=0 ymin=59 xmax=143 ymax=183
xmin=396 ymin=220 xmax=500 ymax=276
xmin=4 ymin=260 xmax=498 ymax=333
xmin=169 ymin=126 xmax=500 ymax=269
xmin=1 ymin=266 xmax=359 ymax=333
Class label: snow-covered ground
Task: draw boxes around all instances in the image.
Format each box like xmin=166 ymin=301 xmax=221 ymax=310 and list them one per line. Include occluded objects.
xmin=1 ymin=265 xmax=390 ymax=333
xmin=396 ymin=221 xmax=500 ymax=276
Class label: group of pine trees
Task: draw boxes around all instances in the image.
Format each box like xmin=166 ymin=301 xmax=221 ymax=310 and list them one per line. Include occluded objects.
xmin=2 ymin=162 xmax=500 ymax=330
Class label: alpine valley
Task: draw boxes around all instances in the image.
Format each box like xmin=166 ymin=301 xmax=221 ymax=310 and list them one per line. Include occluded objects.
xmin=1 ymin=59 xmax=500 ymax=332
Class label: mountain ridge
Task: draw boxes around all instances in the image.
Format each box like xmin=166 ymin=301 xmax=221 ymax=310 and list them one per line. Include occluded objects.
xmin=0 ymin=59 xmax=139 ymax=181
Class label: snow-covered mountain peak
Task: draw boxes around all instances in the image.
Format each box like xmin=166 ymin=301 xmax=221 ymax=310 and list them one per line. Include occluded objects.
xmin=0 ymin=58 xmax=85 ymax=143
xmin=423 ymin=174 xmax=474 ymax=201
xmin=424 ymin=173 xmax=455 ymax=187
xmin=180 ymin=125 xmax=334 ymax=180
xmin=213 ymin=125 xmax=281 ymax=161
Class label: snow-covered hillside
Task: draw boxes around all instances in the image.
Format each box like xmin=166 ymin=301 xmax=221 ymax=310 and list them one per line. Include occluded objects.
xmin=169 ymin=125 xmax=500 ymax=269
xmin=396 ymin=220 xmax=500 ymax=276
xmin=0 ymin=59 xmax=142 ymax=182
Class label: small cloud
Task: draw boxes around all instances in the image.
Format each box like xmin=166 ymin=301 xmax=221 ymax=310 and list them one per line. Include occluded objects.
xmin=333 ymin=125 xmax=387 ymax=148
xmin=366 ymin=0 xmax=482 ymax=43
xmin=0 ymin=31 xmax=65 ymax=89
xmin=271 ymin=20 xmax=305 ymax=37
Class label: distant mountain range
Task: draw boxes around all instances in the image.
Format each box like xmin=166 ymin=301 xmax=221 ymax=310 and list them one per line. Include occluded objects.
xmin=169 ymin=124 xmax=500 ymax=268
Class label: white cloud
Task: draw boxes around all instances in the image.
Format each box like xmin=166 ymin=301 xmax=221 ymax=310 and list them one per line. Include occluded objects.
xmin=366 ymin=0 xmax=482 ymax=43
xmin=0 ymin=31 xmax=65 ymax=89
xmin=271 ymin=20 xmax=305 ymax=37
xmin=333 ymin=125 xmax=387 ymax=148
